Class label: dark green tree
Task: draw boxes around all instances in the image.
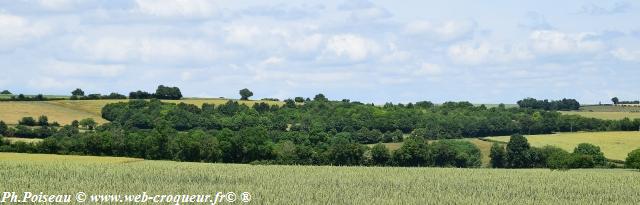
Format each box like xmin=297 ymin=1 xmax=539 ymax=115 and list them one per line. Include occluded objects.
xmin=37 ymin=115 xmax=48 ymax=126
xmin=313 ymin=93 xmax=328 ymax=102
xmin=625 ymin=148 xmax=640 ymax=171
xmin=573 ymin=143 xmax=607 ymax=167
xmin=0 ymin=90 xmax=11 ymax=94
xmin=0 ymin=121 xmax=7 ymax=136
xmin=392 ymin=137 xmax=430 ymax=166
xmin=506 ymin=134 xmax=531 ymax=168
xmin=239 ymin=88 xmax=253 ymax=100
xmin=371 ymin=143 xmax=390 ymax=166
xmin=489 ymin=143 xmax=506 ymax=168
xmin=71 ymin=88 xmax=85 ymax=96
xmin=155 ymin=85 xmax=182 ymax=100
xmin=611 ymin=97 xmax=619 ymax=105
xmin=19 ymin=117 xmax=36 ymax=126
xmin=79 ymin=118 xmax=97 ymax=130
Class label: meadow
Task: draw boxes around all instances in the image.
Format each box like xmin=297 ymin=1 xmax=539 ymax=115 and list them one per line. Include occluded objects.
xmin=0 ymin=99 xmax=283 ymax=125
xmin=484 ymin=131 xmax=640 ymax=161
xmin=560 ymin=111 xmax=640 ymax=120
xmin=0 ymin=152 xmax=639 ymax=204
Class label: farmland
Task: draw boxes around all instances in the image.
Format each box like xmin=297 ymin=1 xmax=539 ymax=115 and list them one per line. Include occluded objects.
xmin=560 ymin=111 xmax=640 ymax=120
xmin=484 ymin=131 xmax=640 ymax=161
xmin=1 ymin=152 xmax=639 ymax=204
xmin=557 ymin=105 xmax=640 ymax=120
xmin=0 ymin=99 xmax=283 ymax=125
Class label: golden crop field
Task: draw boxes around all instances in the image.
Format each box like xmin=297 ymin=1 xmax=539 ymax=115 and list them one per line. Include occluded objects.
xmin=559 ymin=111 xmax=640 ymax=120
xmin=0 ymin=101 xmax=107 ymax=125
xmin=485 ymin=131 xmax=640 ymax=161
xmin=0 ymin=99 xmax=284 ymax=125
xmin=1 ymin=152 xmax=639 ymax=204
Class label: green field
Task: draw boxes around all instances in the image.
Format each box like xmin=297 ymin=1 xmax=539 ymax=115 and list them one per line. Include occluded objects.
xmin=560 ymin=111 xmax=640 ymax=120
xmin=580 ymin=105 xmax=640 ymax=112
xmin=0 ymin=152 xmax=638 ymax=204
xmin=0 ymin=99 xmax=283 ymax=125
xmin=3 ymin=137 xmax=43 ymax=144
xmin=484 ymin=131 xmax=640 ymax=161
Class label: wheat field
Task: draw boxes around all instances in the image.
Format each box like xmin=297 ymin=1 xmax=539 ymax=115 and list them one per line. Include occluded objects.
xmin=0 ymin=152 xmax=639 ymax=204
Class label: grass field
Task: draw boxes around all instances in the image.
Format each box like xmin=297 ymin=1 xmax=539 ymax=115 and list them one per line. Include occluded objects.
xmin=560 ymin=111 xmax=640 ymax=120
xmin=0 ymin=99 xmax=284 ymax=125
xmin=0 ymin=152 xmax=639 ymax=204
xmin=580 ymin=105 xmax=640 ymax=112
xmin=3 ymin=137 xmax=43 ymax=144
xmin=484 ymin=131 xmax=640 ymax=161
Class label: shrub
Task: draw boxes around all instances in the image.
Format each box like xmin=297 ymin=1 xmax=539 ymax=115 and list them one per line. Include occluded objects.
xmin=489 ymin=143 xmax=506 ymax=168
xmin=625 ymin=148 xmax=640 ymax=171
xmin=506 ymin=134 xmax=531 ymax=168
xmin=19 ymin=117 xmax=37 ymax=126
xmin=573 ymin=143 xmax=607 ymax=167
xmin=370 ymin=143 xmax=390 ymax=166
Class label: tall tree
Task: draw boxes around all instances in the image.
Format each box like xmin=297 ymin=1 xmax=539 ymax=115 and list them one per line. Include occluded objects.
xmin=626 ymin=148 xmax=640 ymax=171
xmin=71 ymin=88 xmax=85 ymax=96
xmin=489 ymin=143 xmax=506 ymax=168
xmin=155 ymin=85 xmax=182 ymax=100
xmin=612 ymin=97 xmax=619 ymax=105
xmin=371 ymin=143 xmax=390 ymax=166
xmin=506 ymin=134 xmax=531 ymax=168
xmin=239 ymin=88 xmax=253 ymax=100
xmin=0 ymin=90 xmax=11 ymax=94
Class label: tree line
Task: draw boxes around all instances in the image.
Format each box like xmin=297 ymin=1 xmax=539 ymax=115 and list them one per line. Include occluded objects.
xmin=1 ymin=96 xmax=640 ymax=168
xmin=517 ymin=98 xmax=580 ymax=111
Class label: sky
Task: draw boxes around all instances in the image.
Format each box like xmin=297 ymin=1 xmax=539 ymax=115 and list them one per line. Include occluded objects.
xmin=0 ymin=0 xmax=638 ymax=104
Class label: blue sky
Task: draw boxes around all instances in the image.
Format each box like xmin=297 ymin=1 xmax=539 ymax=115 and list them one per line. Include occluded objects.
xmin=0 ymin=0 xmax=638 ymax=104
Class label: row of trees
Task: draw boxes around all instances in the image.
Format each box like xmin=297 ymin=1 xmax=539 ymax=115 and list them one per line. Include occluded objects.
xmin=517 ymin=98 xmax=580 ymax=111
xmin=0 ymin=124 xmax=480 ymax=167
xmin=129 ymin=85 xmax=182 ymax=100
xmin=611 ymin=97 xmax=639 ymax=105
xmin=70 ymin=88 xmax=127 ymax=100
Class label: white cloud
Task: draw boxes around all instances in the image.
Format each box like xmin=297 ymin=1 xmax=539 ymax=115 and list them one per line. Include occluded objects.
xmin=135 ymin=0 xmax=217 ymax=18
xmin=611 ymin=48 xmax=640 ymax=62
xmin=287 ymin=34 xmax=323 ymax=53
xmin=404 ymin=20 xmax=476 ymax=42
xmin=414 ymin=63 xmax=443 ymax=76
xmin=37 ymin=0 xmax=82 ymax=11
xmin=322 ymin=34 xmax=380 ymax=62
xmin=224 ymin=25 xmax=262 ymax=45
xmin=0 ymin=13 xmax=50 ymax=49
xmin=350 ymin=7 xmax=391 ymax=21
xmin=529 ymin=30 xmax=605 ymax=55
xmin=44 ymin=60 xmax=125 ymax=78
xmin=448 ymin=42 xmax=533 ymax=65
xmin=72 ymin=37 xmax=218 ymax=64
xmin=381 ymin=42 xmax=410 ymax=63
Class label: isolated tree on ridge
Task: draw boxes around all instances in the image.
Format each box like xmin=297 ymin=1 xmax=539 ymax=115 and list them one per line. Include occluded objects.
xmin=239 ymin=88 xmax=253 ymax=100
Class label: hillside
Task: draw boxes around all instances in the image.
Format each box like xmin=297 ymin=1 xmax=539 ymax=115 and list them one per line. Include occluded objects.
xmin=0 ymin=99 xmax=283 ymax=125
